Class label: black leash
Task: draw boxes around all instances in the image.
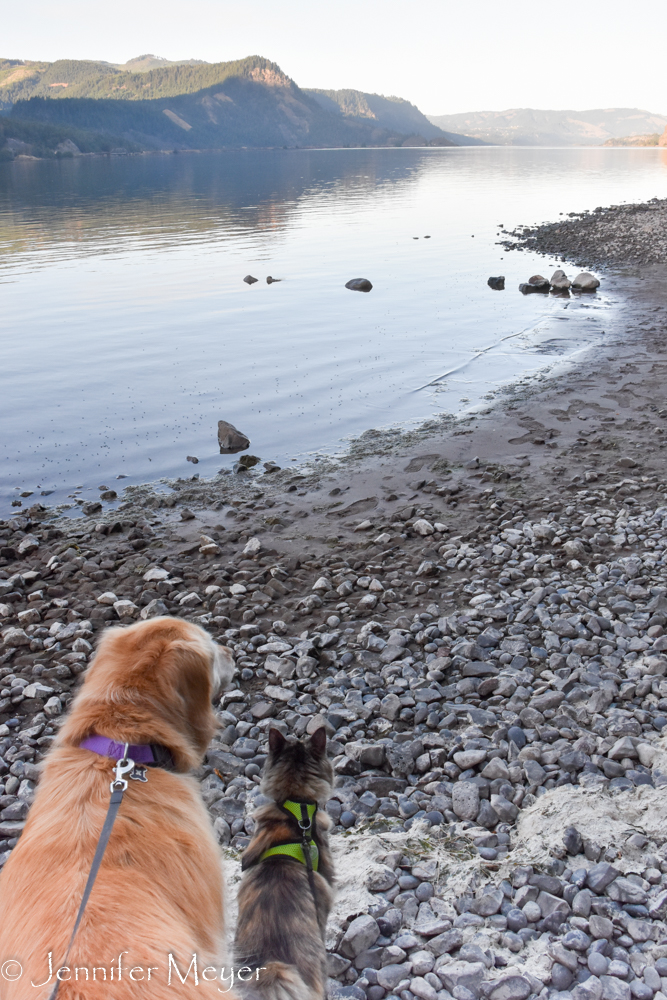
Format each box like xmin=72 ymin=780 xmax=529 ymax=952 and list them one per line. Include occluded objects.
xmin=48 ymin=748 xmax=135 ymax=1000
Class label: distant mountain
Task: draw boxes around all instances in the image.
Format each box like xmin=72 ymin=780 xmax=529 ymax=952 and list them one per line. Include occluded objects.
xmin=426 ymin=107 xmax=667 ymax=146
xmin=115 ymin=54 xmax=208 ymax=73
xmin=3 ymin=56 xmax=443 ymax=152
xmin=306 ymin=88 xmax=485 ymax=146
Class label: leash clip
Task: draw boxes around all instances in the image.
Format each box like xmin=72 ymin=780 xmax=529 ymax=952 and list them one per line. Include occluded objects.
xmin=298 ymin=802 xmax=312 ymax=835
xmin=110 ymin=744 xmax=135 ymax=793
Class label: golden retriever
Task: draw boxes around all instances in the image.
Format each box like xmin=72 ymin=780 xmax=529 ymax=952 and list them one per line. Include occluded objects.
xmin=0 ymin=616 xmax=237 ymax=999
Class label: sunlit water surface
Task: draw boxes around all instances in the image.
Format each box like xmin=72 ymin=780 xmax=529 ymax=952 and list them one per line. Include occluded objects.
xmin=1 ymin=146 xmax=666 ymax=514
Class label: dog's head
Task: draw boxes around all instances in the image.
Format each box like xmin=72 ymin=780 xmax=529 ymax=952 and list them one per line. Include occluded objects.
xmin=59 ymin=617 xmax=235 ymax=771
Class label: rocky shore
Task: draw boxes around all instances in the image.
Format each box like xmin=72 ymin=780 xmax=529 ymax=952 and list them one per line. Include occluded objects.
xmin=3 ymin=209 xmax=667 ymax=1000
xmin=499 ymin=199 xmax=667 ymax=270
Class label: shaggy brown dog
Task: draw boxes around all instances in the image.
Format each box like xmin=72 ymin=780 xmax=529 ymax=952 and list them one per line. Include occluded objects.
xmin=234 ymin=728 xmax=334 ymax=1000
xmin=0 ymin=616 xmax=236 ymax=999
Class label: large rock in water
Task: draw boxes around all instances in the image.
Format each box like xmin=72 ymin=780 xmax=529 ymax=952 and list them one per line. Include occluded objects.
xmin=519 ymin=274 xmax=549 ymax=294
xmin=550 ymin=269 xmax=571 ymax=290
xmin=572 ymin=272 xmax=600 ymax=291
xmin=487 ymin=276 xmax=505 ymax=290
xmin=345 ymin=278 xmax=373 ymax=292
xmin=529 ymin=274 xmax=550 ymax=289
xmin=218 ymin=420 xmax=250 ymax=454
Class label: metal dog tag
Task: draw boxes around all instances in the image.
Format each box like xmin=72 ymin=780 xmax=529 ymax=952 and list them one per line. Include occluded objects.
xmin=129 ymin=765 xmax=148 ymax=782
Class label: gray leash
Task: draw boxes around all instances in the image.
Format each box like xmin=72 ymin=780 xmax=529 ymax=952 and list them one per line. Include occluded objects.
xmin=48 ymin=748 xmax=135 ymax=1000
xmin=298 ymin=803 xmax=322 ymax=933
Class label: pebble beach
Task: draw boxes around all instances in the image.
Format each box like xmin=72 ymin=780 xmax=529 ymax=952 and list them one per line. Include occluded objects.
xmin=2 ymin=198 xmax=667 ymax=1000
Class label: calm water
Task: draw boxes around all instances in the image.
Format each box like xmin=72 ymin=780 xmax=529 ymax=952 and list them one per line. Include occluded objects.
xmin=1 ymin=146 xmax=666 ymax=514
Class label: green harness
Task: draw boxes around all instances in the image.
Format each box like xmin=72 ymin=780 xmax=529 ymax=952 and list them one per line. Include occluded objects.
xmin=260 ymin=799 xmax=319 ymax=872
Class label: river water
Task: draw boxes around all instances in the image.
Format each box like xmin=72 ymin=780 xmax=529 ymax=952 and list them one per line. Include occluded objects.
xmin=1 ymin=145 xmax=666 ymax=513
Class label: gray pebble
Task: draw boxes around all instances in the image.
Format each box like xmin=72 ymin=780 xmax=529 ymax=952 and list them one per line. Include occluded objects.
xmin=551 ymin=964 xmax=574 ymax=991
xmin=506 ymin=908 xmax=528 ymax=932
xmin=588 ymin=953 xmax=609 ymax=977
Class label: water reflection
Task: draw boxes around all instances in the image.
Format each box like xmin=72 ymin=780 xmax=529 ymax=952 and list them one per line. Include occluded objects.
xmin=0 ymin=149 xmax=427 ymax=267
xmin=0 ymin=146 xmax=665 ymax=514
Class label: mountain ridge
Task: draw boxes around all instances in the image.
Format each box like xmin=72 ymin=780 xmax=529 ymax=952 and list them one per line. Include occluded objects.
xmin=2 ymin=56 xmax=454 ymax=154
xmin=427 ymin=107 xmax=667 ymax=146
xmin=0 ymin=55 xmax=477 ymax=153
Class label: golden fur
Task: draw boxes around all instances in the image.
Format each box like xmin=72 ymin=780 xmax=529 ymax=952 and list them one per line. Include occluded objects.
xmin=234 ymin=729 xmax=335 ymax=1000
xmin=0 ymin=616 xmax=236 ymax=999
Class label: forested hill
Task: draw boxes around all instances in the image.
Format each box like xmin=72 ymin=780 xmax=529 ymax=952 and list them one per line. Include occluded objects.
xmin=0 ymin=56 xmax=293 ymax=105
xmin=2 ymin=56 xmax=454 ymax=152
xmin=0 ymin=116 xmax=137 ymax=160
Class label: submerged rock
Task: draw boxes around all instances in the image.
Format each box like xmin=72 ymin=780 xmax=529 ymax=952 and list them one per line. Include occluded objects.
xmin=218 ymin=420 xmax=250 ymax=454
xmin=345 ymin=278 xmax=373 ymax=292
xmin=236 ymin=454 xmax=260 ymax=469
xmin=243 ymin=275 xmax=258 ymax=285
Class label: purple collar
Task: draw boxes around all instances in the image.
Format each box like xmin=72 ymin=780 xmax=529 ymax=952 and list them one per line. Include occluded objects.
xmin=80 ymin=735 xmax=159 ymax=766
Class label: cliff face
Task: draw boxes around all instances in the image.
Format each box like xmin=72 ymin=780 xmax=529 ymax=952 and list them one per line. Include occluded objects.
xmin=659 ymin=126 xmax=667 ymax=147
xmin=306 ymin=88 xmax=450 ymax=142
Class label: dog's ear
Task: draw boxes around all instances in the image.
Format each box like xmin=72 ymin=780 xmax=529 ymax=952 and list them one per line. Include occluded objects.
xmin=212 ymin=644 xmax=235 ymax=695
xmin=166 ymin=640 xmax=218 ymax=762
xmin=268 ymin=728 xmax=287 ymax=755
xmin=308 ymin=726 xmax=327 ymax=758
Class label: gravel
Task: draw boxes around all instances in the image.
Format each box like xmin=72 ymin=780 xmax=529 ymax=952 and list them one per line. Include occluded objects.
xmin=4 ymin=424 xmax=667 ymax=999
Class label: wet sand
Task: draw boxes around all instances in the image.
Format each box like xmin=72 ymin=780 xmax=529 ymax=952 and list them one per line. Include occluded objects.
xmin=112 ymin=264 xmax=667 ymax=571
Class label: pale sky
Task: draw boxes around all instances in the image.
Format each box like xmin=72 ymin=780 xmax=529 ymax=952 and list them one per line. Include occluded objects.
xmin=2 ymin=0 xmax=666 ymax=116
